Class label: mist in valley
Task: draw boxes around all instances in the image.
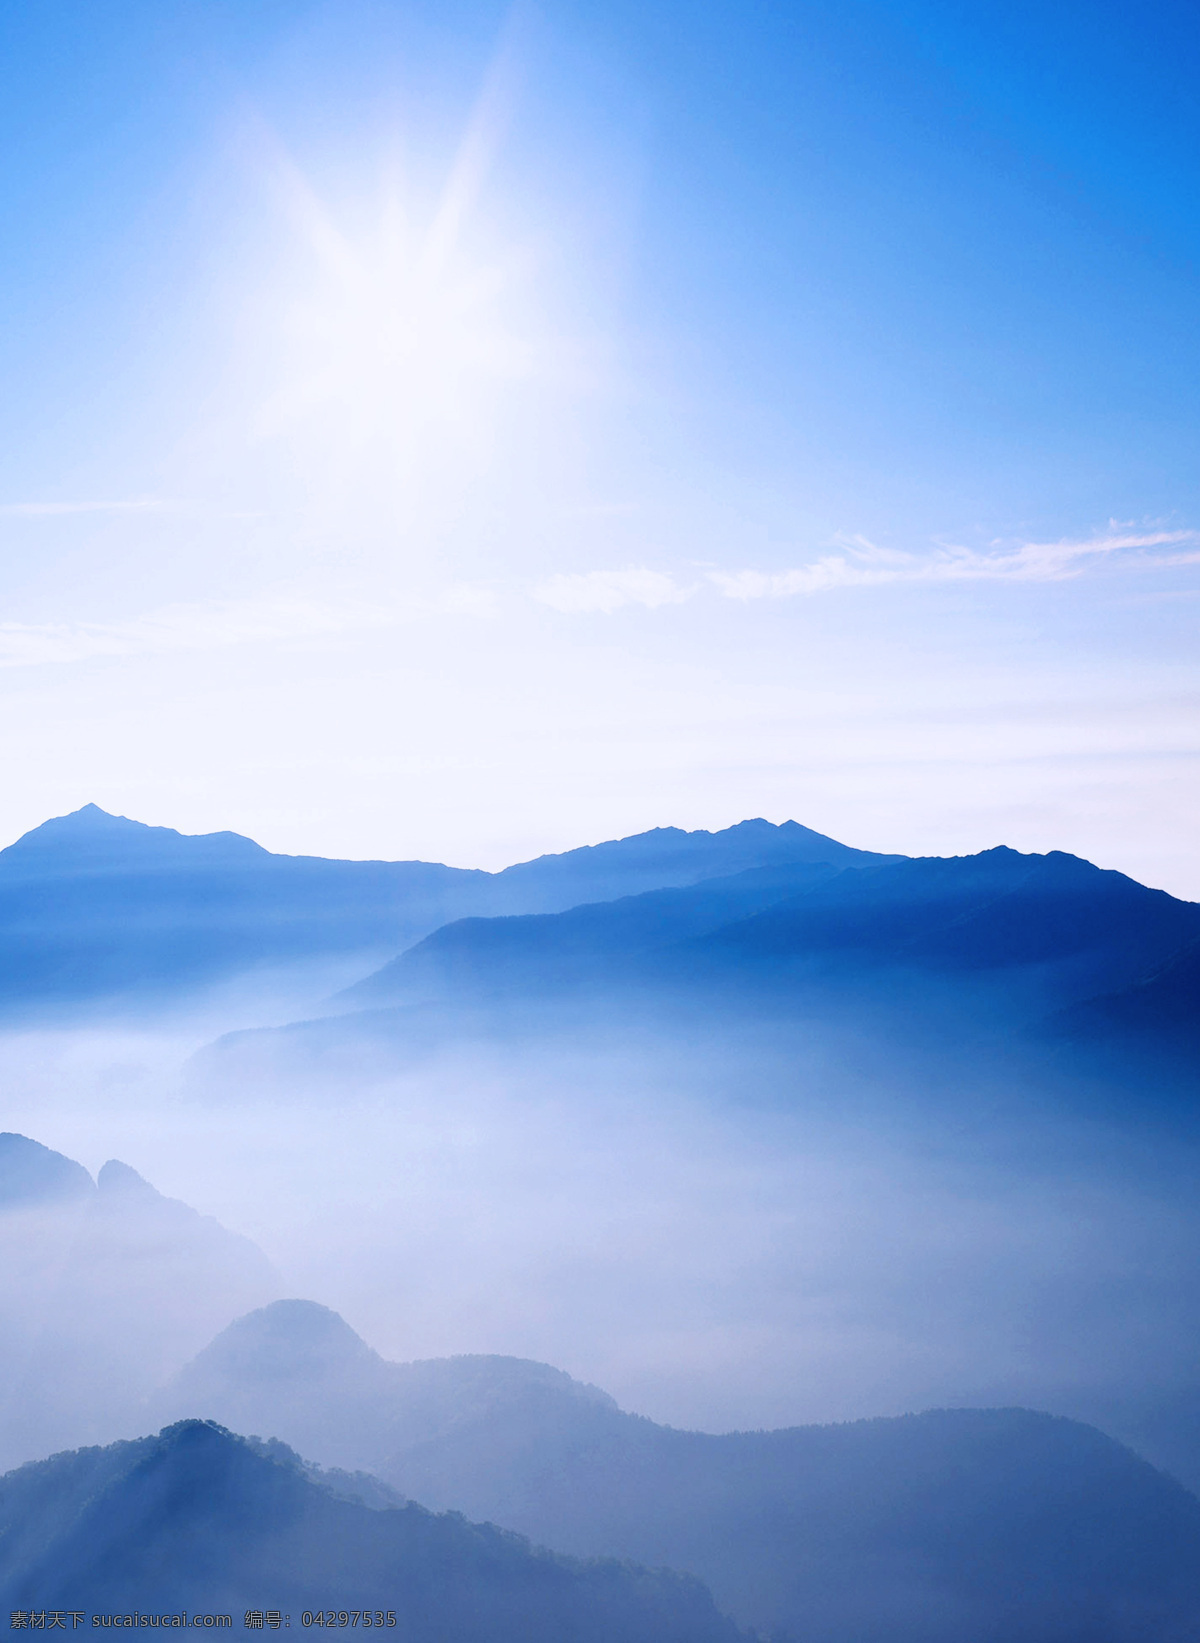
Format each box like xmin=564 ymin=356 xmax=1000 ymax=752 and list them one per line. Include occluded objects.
xmin=4 ymin=979 xmax=1198 ymax=1485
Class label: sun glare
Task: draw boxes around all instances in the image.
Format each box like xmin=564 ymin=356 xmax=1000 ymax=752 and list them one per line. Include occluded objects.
xmin=250 ymin=103 xmax=540 ymax=510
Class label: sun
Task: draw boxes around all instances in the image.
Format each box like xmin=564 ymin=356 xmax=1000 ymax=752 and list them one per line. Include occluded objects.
xmin=250 ymin=103 xmax=539 ymax=513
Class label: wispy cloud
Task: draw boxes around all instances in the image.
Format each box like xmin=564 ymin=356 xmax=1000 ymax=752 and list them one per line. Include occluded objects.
xmin=532 ymin=568 xmax=693 ymax=614
xmin=0 ymin=498 xmax=186 ymax=517
xmin=26 ymin=530 xmax=1185 ymax=666
xmin=0 ymin=586 xmax=497 ymax=668
xmin=709 ymin=529 xmax=1200 ymax=600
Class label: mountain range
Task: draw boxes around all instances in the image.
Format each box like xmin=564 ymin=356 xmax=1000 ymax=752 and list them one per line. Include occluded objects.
xmin=5 ymin=804 xmax=1196 ymax=1098
xmin=6 ymin=1129 xmax=1200 ymax=1639
xmin=0 ymin=805 xmax=877 ymax=1014
xmin=148 ymin=1299 xmax=1200 ymax=1643
xmin=3 ymin=805 xmax=1200 ymax=1638
xmin=338 ymin=840 xmax=1200 ymax=1014
xmin=197 ymin=838 xmax=1200 ymax=1108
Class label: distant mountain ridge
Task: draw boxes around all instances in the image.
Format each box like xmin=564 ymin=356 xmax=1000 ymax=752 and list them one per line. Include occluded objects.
xmin=2 ymin=804 xmax=273 ymax=876
xmin=485 ymin=818 xmax=882 ymax=910
xmin=154 ymin=1300 xmax=1200 ymax=1643
xmin=0 ymin=806 xmax=880 ymax=1014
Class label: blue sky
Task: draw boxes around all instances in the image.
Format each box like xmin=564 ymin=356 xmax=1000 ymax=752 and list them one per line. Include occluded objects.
xmin=1 ymin=0 xmax=1198 ymax=890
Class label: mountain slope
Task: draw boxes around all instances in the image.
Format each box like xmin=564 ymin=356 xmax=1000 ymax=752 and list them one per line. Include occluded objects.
xmin=0 ymin=1420 xmax=741 ymax=1642
xmin=157 ymin=1302 xmax=1200 ymax=1643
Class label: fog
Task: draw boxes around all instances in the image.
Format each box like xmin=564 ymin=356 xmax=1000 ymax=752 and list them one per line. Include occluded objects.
xmin=3 ymin=982 xmax=1198 ymax=1490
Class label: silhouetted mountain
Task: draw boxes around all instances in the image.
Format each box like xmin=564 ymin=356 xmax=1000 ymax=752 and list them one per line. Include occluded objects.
xmin=4 ymin=804 xmax=274 ymax=875
xmin=204 ymin=845 xmax=1200 ymax=1097
xmin=352 ymin=845 xmax=1200 ymax=1009
xmin=484 ymin=818 xmax=882 ymax=913
xmin=698 ymin=847 xmax=1200 ymax=993
xmin=0 ymin=806 xmax=487 ymax=1013
xmin=157 ymin=1303 xmax=1200 ymax=1643
xmin=0 ymin=806 xmax=878 ymax=1015
xmin=0 ymin=1419 xmax=742 ymax=1641
xmin=0 ymin=1135 xmax=278 ymax=1470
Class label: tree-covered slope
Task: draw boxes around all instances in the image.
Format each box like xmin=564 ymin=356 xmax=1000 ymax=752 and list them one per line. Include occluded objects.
xmin=0 ymin=1420 xmax=742 ymax=1643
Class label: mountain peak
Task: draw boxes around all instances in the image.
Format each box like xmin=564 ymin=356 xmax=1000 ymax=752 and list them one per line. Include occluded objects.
xmin=96 ymin=1158 xmax=159 ymax=1199
xmin=184 ymin=1299 xmax=384 ymax=1382
xmin=0 ymin=805 xmax=269 ymax=878
xmin=483 ymin=816 xmax=884 ymax=917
